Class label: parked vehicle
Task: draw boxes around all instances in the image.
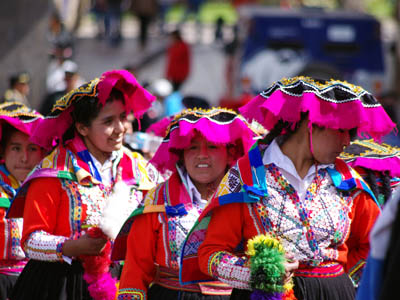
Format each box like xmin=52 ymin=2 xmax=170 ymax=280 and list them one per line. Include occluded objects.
xmin=237 ymin=5 xmax=388 ymax=95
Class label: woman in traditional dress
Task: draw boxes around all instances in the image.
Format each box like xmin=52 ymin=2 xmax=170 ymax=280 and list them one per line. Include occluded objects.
xmin=181 ymin=77 xmax=395 ymax=300
xmin=8 ymin=70 xmax=161 ymax=300
xmin=0 ymin=102 xmax=45 ymax=300
xmin=116 ymin=108 xmax=258 ymax=300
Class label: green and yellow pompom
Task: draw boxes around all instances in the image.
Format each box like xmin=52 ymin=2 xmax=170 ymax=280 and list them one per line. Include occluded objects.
xmin=246 ymin=234 xmax=296 ymax=300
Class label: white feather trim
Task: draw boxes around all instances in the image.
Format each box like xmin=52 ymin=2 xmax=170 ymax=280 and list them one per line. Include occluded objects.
xmin=99 ymin=180 xmax=138 ymax=239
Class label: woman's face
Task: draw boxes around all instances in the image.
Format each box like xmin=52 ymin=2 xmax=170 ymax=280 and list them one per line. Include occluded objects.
xmin=4 ymin=131 xmax=44 ymax=182
xmin=183 ymin=134 xmax=230 ymax=189
xmin=311 ymin=127 xmax=351 ymax=164
xmin=76 ymin=100 xmax=128 ymax=163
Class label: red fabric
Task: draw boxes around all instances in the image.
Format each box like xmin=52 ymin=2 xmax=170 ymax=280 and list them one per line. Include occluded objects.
xmin=166 ymin=40 xmax=190 ymax=83
xmin=119 ymin=213 xmax=161 ymax=294
xmin=0 ymin=208 xmax=6 ymax=259
xmin=345 ymin=192 xmax=380 ymax=272
xmin=21 ymin=178 xmax=86 ymax=246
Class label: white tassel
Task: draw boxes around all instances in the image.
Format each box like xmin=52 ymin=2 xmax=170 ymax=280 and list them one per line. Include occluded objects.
xmin=99 ymin=171 xmax=137 ymax=239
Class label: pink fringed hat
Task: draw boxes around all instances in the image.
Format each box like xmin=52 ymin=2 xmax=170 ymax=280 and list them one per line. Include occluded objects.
xmin=32 ymin=70 xmax=155 ymax=150
xmin=239 ymin=76 xmax=396 ymax=140
xmin=150 ymin=108 xmax=258 ymax=173
xmin=0 ymin=101 xmax=43 ymax=141
xmin=340 ymin=139 xmax=400 ymax=178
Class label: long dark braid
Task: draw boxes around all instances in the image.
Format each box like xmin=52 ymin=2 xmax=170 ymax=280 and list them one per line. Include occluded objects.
xmin=382 ymin=171 xmax=393 ymax=204
xmin=263 ymin=113 xmax=307 ymax=146
xmin=263 ymin=119 xmax=291 ymax=145
xmin=365 ymin=169 xmax=393 ymax=205
xmin=365 ymin=170 xmax=380 ymax=202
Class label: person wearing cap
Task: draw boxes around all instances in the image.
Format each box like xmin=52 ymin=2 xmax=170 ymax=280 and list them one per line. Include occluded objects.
xmin=180 ymin=77 xmax=396 ymax=300
xmin=7 ymin=70 xmax=162 ymax=300
xmin=0 ymin=102 xmax=45 ymax=300
xmin=40 ymin=60 xmax=83 ymax=115
xmin=116 ymin=108 xmax=258 ymax=300
xmin=3 ymin=73 xmax=31 ymax=106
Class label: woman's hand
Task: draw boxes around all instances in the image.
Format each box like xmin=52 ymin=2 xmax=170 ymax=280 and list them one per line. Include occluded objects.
xmin=62 ymin=234 xmax=108 ymax=257
xmin=283 ymin=253 xmax=299 ymax=284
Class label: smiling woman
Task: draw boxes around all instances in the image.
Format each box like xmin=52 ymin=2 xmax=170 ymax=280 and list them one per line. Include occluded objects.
xmin=7 ymin=70 xmax=162 ymax=300
xmin=116 ymin=108 xmax=258 ymax=300
xmin=183 ymin=134 xmax=231 ymax=200
xmin=72 ymin=90 xmax=128 ymax=165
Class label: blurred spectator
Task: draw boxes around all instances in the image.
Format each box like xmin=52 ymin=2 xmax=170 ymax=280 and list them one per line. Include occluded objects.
xmin=3 ymin=72 xmax=31 ymax=106
xmin=166 ymin=29 xmax=191 ymax=91
xmin=92 ymin=0 xmax=108 ymax=39
xmin=158 ymin=0 xmax=174 ymax=33
xmin=164 ymin=90 xmax=184 ymax=116
xmin=46 ymin=13 xmax=76 ymax=95
xmin=92 ymin=0 xmax=123 ymax=46
xmin=223 ymin=24 xmax=239 ymax=98
xmin=180 ymin=0 xmax=204 ymax=28
xmin=41 ymin=61 xmax=83 ymax=115
xmin=130 ymin=0 xmax=158 ymax=49
xmin=47 ymin=12 xmax=74 ymax=59
xmin=47 ymin=53 xmax=81 ymax=94
xmin=214 ymin=16 xmax=225 ymax=43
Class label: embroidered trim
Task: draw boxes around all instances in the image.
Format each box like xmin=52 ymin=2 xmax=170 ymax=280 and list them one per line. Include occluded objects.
xmin=24 ymin=231 xmax=68 ymax=261
xmin=117 ymin=288 xmax=146 ymax=300
xmin=208 ymin=251 xmax=251 ymax=289
xmin=295 ymin=262 xmax=344 ymax=277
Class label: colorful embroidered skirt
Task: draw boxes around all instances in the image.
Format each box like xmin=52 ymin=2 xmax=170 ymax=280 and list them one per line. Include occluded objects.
xmin=148 ymin=284 xmax=230 ymax=300
xmin=230 ymin=273 xmax=355 ymax=300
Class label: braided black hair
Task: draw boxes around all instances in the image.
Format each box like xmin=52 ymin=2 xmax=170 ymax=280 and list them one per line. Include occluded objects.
xmin=365 ymin=169 xmax=393 ymax=205
xmin=263 ymin=112 xmax=308 ymax=146
xmin=382 ymin=171 xmax=392 ymax=204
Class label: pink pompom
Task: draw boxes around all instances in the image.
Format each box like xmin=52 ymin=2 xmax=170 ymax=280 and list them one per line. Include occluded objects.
xmin=80 ymin=227 xmax=117 ymax=300
xmin=84 ymin=272 xmax=117 ymax=300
